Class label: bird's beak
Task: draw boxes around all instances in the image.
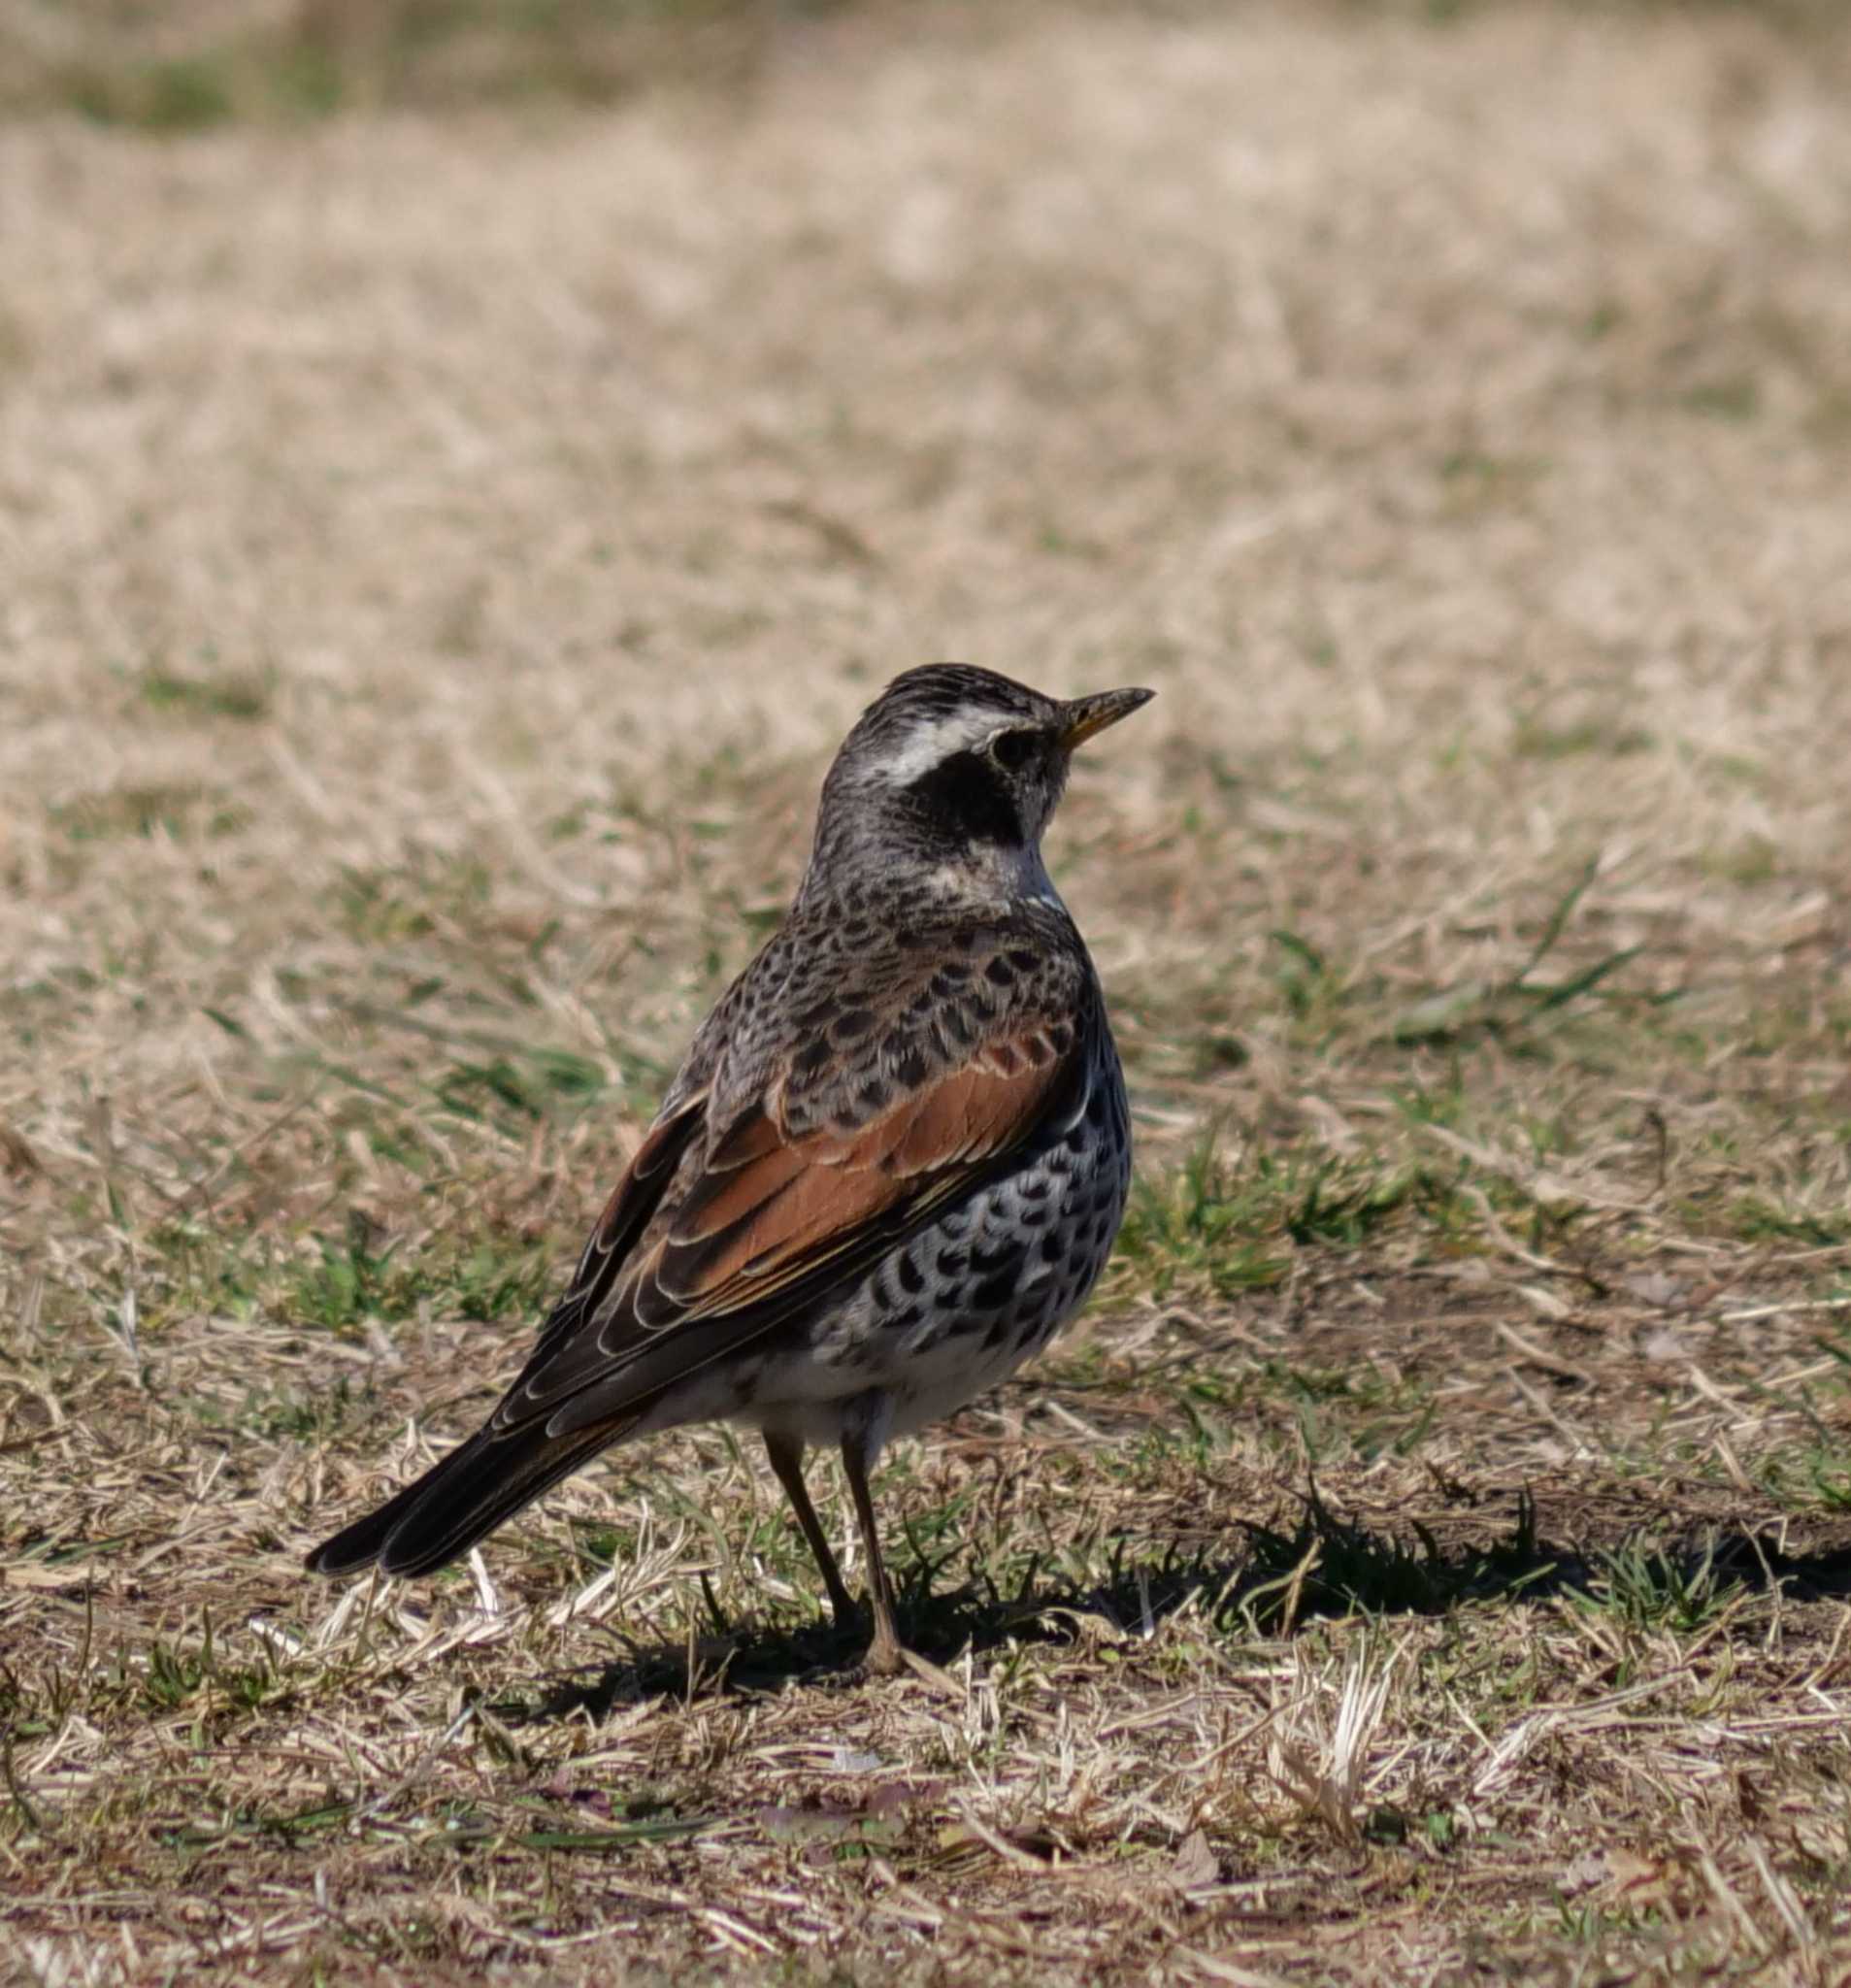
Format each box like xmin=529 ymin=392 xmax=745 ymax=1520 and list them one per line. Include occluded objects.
xmin=1058 ymin=686 xmax=1156 ymax=750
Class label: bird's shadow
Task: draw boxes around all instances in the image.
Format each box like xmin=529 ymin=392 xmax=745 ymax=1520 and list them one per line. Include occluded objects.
xmin=498 ymin=1490 xmax=1851 ymax=1725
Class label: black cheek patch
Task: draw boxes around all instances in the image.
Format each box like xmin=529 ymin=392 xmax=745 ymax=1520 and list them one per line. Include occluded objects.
xmin=906 ymin=749 xmax=1024 ymax=846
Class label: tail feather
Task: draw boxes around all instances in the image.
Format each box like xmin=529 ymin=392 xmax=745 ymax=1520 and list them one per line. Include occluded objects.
xmin=306 ymin=1417 xmax=631 ymax=1580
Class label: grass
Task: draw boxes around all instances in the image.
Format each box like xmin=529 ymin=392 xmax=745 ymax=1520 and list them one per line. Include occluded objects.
xmin=1 ymin=0 xmax=809 ymax=127
xmin=8 ymin=1 xmax=1850 ymax=130
xmin=7 ymin=0 xmax=1851 ymax=1980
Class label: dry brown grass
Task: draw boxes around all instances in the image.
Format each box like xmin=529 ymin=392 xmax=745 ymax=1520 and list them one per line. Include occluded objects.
xmin=7 ymin=2 xmax=1851 ymax=1980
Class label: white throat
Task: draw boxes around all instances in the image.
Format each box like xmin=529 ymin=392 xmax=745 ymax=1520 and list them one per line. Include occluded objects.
xmin=926 ymin=840 xmax=1066 ymax=911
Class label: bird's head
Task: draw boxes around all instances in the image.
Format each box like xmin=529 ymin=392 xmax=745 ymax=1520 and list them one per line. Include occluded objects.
xmin=809 ymin=664 xmax=1154 ymax=895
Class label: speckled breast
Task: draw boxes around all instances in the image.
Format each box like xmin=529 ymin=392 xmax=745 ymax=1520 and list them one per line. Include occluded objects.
xmin=819 ymin=1039 xmax=1132 ymax=1434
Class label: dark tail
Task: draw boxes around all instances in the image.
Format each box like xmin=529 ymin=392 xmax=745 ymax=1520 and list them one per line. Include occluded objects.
xmin=305 ymin=1416 xmax=632 ymax=1579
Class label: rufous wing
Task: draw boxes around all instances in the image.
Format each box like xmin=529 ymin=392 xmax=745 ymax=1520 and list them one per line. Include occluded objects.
xmin=510 ymin=1020 xmax=1087 ymax=1433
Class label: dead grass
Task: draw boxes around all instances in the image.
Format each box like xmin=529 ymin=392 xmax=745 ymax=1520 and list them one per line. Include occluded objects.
xmin=7 ymin=1 xmax=1851 ymax=1980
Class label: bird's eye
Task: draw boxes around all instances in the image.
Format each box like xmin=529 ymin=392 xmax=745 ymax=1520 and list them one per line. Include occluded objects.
xmin=990 ymin=730 xmax=1038 ymax=773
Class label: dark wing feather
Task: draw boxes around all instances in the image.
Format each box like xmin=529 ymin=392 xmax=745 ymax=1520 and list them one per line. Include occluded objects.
xmin=519 ymin=1098 xmax=708 ymax=1367
xmin=303 ymin=1099 xmax=706 ymax=1578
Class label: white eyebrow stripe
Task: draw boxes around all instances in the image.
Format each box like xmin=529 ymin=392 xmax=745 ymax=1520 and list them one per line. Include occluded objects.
xmin=869 ymin=711 xmax=1003 ymax=785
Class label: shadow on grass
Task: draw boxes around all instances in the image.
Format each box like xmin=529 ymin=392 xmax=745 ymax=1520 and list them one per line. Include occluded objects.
xmin=501 ymin=1489 xmax=1851 ymax=1723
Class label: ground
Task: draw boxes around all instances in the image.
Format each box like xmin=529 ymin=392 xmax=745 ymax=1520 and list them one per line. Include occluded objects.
xmin=5 ymin=2 xmax=1851 ymax=1981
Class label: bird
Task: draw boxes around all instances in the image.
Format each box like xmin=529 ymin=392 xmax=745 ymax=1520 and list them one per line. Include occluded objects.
xmin=307 ymin=663 xmax=1151 ymax=1674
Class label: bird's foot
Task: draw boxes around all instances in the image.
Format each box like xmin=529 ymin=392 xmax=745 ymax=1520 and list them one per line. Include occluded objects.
xmin=863 ymin=1630 xmax=908 ymax=1678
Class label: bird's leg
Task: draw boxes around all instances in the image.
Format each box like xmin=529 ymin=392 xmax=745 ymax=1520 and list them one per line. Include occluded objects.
xmin=840 ymin=1421 xmax=906 ymax=1676
xmin=763 ymin=1431 xmax=857 ymax=1630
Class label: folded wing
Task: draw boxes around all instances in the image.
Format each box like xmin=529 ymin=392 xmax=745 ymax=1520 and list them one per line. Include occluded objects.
xmin=308 ymin=934 xmax=1091 ymax=1578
